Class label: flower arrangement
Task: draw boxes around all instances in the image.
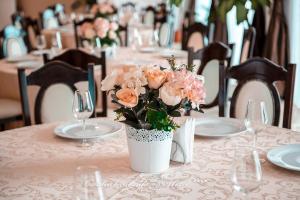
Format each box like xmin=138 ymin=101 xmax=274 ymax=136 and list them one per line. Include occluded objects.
xmin=101 ymin=57 xmax=206 ymax=132
xmin=79 ymin=17 xmax=119 ymax=47
xmin=90 ymin=2 xmax=117 ymax=19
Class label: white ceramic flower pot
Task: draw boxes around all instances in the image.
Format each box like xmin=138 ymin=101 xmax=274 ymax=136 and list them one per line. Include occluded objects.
xmin=126 ymin=126 xmax=173 ymax=173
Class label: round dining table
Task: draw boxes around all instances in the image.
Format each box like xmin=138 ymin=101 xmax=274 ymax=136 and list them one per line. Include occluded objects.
xmin=0 ymin=118 xmax=299 ymax=199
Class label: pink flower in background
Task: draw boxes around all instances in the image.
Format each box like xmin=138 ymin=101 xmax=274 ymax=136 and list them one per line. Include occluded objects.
xmin=94 ymin=18 xmax=109 ymax=33
xmin=110 ymin=22 xmax=119 ymax=31
xmin=79 ymin=22 xmax=93 ymax=36
xmin=99 ymin=3 xmax=114 ymax=14
xmin=97 ymin=29 xmax=107 ymax=38
xmin=108 ymin=30 xmax=117 ymax=40
xmin=90 ymin=4 xmax=98 ymax=15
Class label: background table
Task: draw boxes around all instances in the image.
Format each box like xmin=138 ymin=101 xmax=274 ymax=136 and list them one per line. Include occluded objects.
xmin=0 ymin=47 xmax=186 ymax=124
xmin=0 ymin=119 xmax=299 ymax=199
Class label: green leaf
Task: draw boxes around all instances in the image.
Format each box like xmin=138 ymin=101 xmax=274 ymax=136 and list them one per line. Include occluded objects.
xmin=217 ymin=0 xmax=235 ymax=22
xmin=236 ymin=2 xmax=248 ymax=24
xmin=170 ymin=0 xmax=183 ymax=7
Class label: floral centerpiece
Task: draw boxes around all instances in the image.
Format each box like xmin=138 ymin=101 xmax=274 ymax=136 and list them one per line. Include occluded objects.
xmin=101 ymin=57 xmax=205 ymax=173
xmin=90 ymin=2 xmax=117 ymax=19
xmin=79 ymin=17 xmax=119 ymax=47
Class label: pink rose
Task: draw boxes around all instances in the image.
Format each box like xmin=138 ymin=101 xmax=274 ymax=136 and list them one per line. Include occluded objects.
xmin=97 ymin=30 xmax=107 ymax=38
xmin=109 ymin=22 xmax=119 ymax=31
xmin=145 ymin=68 xmax=167 ymax=89
xmin=116 ymin=88 xmax=139 ymax=108
xmin=159 ymin=82 xmax=182 ymax=106
xmin=108 ymin=30 xmax=117 ymax=40
xmin=94 ymin=17 xmax=109 ymax=33
xmin=90 ymin=4 xmax=98 ymax=14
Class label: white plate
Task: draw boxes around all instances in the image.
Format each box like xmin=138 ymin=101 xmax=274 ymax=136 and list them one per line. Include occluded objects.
xmin=6 ymin=55 xmax=37 ymax=63
xmin=267 ymin=144 xmax=300 ymax=171
xmin=16 ymin=61 xmax=42 ymax=68
xmin=195 ymin=117 xmax=246 ymax=137
xmin=54 ymin=118 xmax=123 ymax=140
xmin=139 ymin=47 xmax=156 ymax=53
xmin=32 ymin=49 xmax=51 ymax=56
xmin=158 ymin=49 xmax=187 ymax=59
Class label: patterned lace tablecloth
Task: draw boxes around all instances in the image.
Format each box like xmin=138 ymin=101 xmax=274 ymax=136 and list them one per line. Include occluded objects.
xmin=0 ymin=120 xmax=300 ymax=200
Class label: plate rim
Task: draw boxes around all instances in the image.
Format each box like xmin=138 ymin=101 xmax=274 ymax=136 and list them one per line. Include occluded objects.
xmin=267 ymin=143 xmax=300 ymax=171
xmin=194 ymin=116 xmax=247 ymax=137
xmin=54 ymin=118 xmax=123 ymax=140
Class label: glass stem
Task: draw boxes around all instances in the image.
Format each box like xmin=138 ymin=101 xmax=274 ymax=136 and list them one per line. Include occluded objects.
xmin=82 ymin=119 xmax=87 ymax=144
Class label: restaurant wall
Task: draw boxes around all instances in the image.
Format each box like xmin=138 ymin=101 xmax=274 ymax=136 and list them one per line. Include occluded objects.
xmin=0 ymin=0 xmax=16 ymax=30
xmin=18 ymin=0 xmax=73 ymax=18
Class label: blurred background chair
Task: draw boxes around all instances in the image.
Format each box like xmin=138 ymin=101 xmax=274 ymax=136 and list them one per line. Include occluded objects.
xmin=182 ymin=22 xmax=208 ymax=51
xmin=188 ymin=42 xmax=232 ymax=117
xmin=18 ymin=61 xmax=96 ymax=126
xmin=220 ymin=57 xmax=296 ymax=128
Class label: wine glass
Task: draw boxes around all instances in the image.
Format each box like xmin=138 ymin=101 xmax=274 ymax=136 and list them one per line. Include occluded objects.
xmin=150 ymin=29 xmax=159 ymax=47
xmin=130 ymin=28 xmax=142 ymax=51
xmin=35 ymin=35 xmax=46 ymax=51
xmin=244 ymin=99 xmax=268 ymax=147
xmin=73 ymin=165 xmax=104 ymax=200
xmin=72 ymin=90 xmax=94 ymax=147
xmin=231 ymin=145 xmax=262 ymax=198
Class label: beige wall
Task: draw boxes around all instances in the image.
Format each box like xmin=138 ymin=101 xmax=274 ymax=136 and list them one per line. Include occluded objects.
xmin=0 ymin=0 xmax=16 ymax=30
xmin=18 ymin=0 xmax=73 ymax=19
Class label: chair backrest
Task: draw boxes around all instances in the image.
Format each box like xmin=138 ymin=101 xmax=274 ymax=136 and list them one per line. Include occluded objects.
xmin=2 ymin=25 xmax=28 ymax=57
xmin=143 ymin=6 xmax=156 ymax=27
xmin=158 ymin=22 xmax=173 ymax=47
xmin=240 ymin=27 xmax=256 ymax=63
xmin=73 ymin=17 xmax=96 ymax=48
xmin=40 ymin=8 xmax=59 ymax=29
xmin=11 ymin=13 xmax=40 ymax=51
xmin=188 ymin=42 xmax=232 ymax=116
xmin=43 ymin=49 xmax=107 ymax=117
xmin=220 ymin=57 xmax=296 ymax=128
xmin=18 ymin=61 xmax=96 ymax=126
xmin=118 ymin=25 xmax=128 ymax=46
xmin=182 ymin=22 xmax=207 ymax=51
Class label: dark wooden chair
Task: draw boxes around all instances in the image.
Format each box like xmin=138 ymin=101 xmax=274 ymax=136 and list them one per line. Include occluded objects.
xmin=18 ymin=61 xmax=96 ymax=126
xmin=118 ymin=24 xmax=128 ymax=47
xmin=182 ymin=22 xmax=208 ymax=51
xmin=143 ymin=6 xmax=156 ymax=27
xmin=220 ymin=57 xmax=296 ymax=128
xmin=73 ymin=18 xmax=96 ymax=48
xmin=11 ymin=13 xmax=41 ymax=51
xmin=0 ymin=27 xmax=23 ymax=129
xmin=43 ymin=49 xmax=107 ymax=117
xmin=240 ymin=27 xmax=256 ymax=63
xmin=188 ymin=42 xmax=232 ymax=116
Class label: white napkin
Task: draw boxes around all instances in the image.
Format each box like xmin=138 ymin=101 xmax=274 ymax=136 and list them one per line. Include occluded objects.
xmin=171 ymin=117 xmax=196 ymax=163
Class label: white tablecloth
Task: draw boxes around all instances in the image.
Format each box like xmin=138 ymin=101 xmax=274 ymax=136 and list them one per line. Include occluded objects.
xmin=0 ymin=119 xmax=300 ymax=199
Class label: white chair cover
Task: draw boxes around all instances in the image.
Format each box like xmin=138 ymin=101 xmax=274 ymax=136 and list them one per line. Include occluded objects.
xmin=234 ymin=80 xmax=274 ymax=125
xmin=187 ymin=32 xmax=204 ymax=51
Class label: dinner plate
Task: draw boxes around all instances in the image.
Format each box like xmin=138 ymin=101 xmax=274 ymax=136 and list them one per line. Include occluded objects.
xmin=6 ymin=55 xmax=37 ymax=63
xmin=32 ymin=49 xmax=51 ymax=56
xmin=139 ymin=47 xmax=156 ymax=53
xmin=267 ymin=144 xmax=300 ymax=171
xmin=158 ymin=49 xmax=187 ymax=59
xmin=54 ymin=118 xmax=123 ymax=140
xmin=16 ymin=61 xmax=42 ymax=68
xmin=194 ymin=117 xmax=246 ymax=137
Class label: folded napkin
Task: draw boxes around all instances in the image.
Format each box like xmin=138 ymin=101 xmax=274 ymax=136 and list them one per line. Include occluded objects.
xmin=171 ymin=117 xmax=196 ymax=164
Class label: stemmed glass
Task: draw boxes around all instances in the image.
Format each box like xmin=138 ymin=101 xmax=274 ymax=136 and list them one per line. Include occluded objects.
xmin=244 ymin=99 xmax=268 ymax=147
xmin=35 ymin=35 xmax=46 ymax=51
xmin=72 ymin=90 xmax=94 ymax=147
xmin=231 ymin=145 xmax=262 ymax=198
xmin=73 ymin=165 xmax=104 ymax=200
